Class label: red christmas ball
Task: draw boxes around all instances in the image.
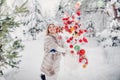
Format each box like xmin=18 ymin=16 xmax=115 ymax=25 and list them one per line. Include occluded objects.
xmin=62 ymin=17 xmax=69 ymax=20
xmin=79 ymin=58 xmax=82 ymax=63
xmin=85 ymin=59 xmax=88 ymax=64
xmin=74 ymin=25 xmax=78 ymax=30
xmin=67 ymin=20 xmax=72 ymax=24
xmin=68 ymin=29 xmax=72 ymax=33
xmin=84 ymin=29 xmax=87 ymax=32
xmin=75 ymin=23 xmax=78 ymax=25
xmin=66 ymin=17 xmax=69 ymax=20
xmin=79 ymin=30 xmax=83 ymax=34
xmin=62 ymin=18 xmax=66 ymax=20
xmin=83 ymin=37 xmax=88 ymax=43
xmin=70 ymin=50 xmax=74 ymax=54
xmin=69 ymin=44 xmax=73 ymax=48
xmin=64 ymin=22 xmax=68 ymax=25
xmin=67 ymin=39 xmax=70 ymax=43
xmin=65 ymin=25 xmax=68 ymax=28
xmin=79 ymin=49 xmax=85 ymax=55
xmin=69 ymin=37 xmax=73 ymax=40
xmin=79 ymin=39 xmax=82 ymax=43
xmin=78 ymin=33 xmax=81 ymax=35
xmin=76 ymin=10 xmax=81 ymax=16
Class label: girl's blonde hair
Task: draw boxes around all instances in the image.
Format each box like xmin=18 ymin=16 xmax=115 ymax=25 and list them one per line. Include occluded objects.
xmin=46 ymin=24 xmax=55 ymax=35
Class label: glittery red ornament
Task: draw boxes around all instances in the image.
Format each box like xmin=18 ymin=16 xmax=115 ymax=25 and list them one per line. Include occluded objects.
xmin=70 ymin=50 xmax=74 ymax=54
xmin=78 ymin=32 xmax=81 ymax=36
xmin=70 ymin=37 xmax=73 ymax=40
xmin=64 ymin=22 xmax=68 ymax=25
xmin=84 ymin=29 xmax=87 ymax=32
xmin=74 ymin=25 xmax=78 ymax=30
xmin=70 ymin=44 xmax=73 ymax=48
xmin=75 ymin=23 xmax=78 ymax=25
xmin=85 ymin=59 xmax=88 ymax=64
xmin=68 ymin=29 xmax=72 ymax=33
xmin=65 ymin=26 xmax=69 ymax=32
xmin=79 ymin=49 xmax=85 ymax=55
xmin=79 ymin=58 xmax=82 ymax=63
xmin=65 ymin=25 xmax=68 ymax=29
xmin=76 ymin=10 xmax=81 ymax=16
xmin=79 ymin=30 xmax=83 ymax=34
xmin=67 ymin=20 xmax=72 ymax=24
xmin=62 ymin=17 xmax=69 ymax=20
xmin=79 ymin=39 xmax=82 ymax=43
xmin=67 ymin=39 xmax=70 ymax=43
xmin=79 ymin=57 xmax=88 ymax=65
xmin=83 ymin=37 xmax=88 ymax=43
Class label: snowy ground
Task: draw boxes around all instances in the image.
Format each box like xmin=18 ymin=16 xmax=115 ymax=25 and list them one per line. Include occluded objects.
xmin=3 ymin=31 xmax=120 ymax=80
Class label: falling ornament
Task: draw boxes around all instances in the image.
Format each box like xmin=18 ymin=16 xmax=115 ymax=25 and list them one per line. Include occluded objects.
xmin=79 ymin=49 xmax=86 ymax=56
xmin=79 ymin=55 xmax=88 ymax=68
xmin=62 ymin=17 xmax=69 ymax=21
xmin=79 ymin=39 xmax=82 ymax=43
xmin=70 ymin=50 xmax=74 ymax=54
xmin=77 ymin=17 xmax=81 ymax=20
xmin=79 ymin=29 xmax=83 ymax=34
xmin=70 ymin=27 xmax=75 ymax=32
xmin=70 ymin=44 xmax=73 ymax=48
xmin=74 ymin=25 xmax=78 ymax=30
xmin=68 ymin=29 xmax=72 ymax=33
xmin=67 ymin=20 xmax=72 ymax=24
xmin=74 ymin=45 xmax=80 ymax=51
xmin=83 ymin=37 xmax=88 ymax=43
xmin=69 ymin=37 xmax=73 ymax=40
xmin=76 ymin=10 xmax=81 ymax=16
xmin=64 ymin=22 xmax=68 ymax=25
xmin=67 ymin=39 xmax=70 ymax=43
xmin=84 ymin=29 xmax=87 ymax=32
xmin=82 ymin=64 xmax=87 ymax=68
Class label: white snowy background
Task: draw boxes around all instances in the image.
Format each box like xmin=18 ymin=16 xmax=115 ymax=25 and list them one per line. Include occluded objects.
xmin=1 ymin=0 xmax=120 ymax=80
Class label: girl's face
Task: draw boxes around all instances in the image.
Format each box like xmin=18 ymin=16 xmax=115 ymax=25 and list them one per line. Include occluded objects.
xmin=48 ymin=24 xmax=57 ymax=34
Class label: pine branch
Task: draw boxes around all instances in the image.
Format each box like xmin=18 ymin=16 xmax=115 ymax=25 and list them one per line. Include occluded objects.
xmin=14 ymin=0 xmax=29 ymax=13
xmin=0 ymin=0 xmax=26 ymax=71
xmin=0 ymin=0 xmax=6 ymax=6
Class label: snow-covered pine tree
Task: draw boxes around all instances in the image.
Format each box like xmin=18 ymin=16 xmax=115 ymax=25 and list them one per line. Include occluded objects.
xmin=0 ymin=0 xmax=27 ymax=75
xmin=21 ymin=0 xmax=47 ymax=40
xmin=96 ymin=19 xmax=120 ymax=48
xmin=110 ymin=19 xmax=120 ymax=47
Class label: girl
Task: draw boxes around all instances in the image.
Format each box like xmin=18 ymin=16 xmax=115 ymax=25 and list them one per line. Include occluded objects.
xmin=40 ymin=24 xmax=67 ymax=80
